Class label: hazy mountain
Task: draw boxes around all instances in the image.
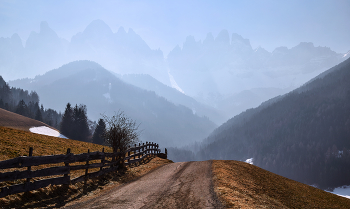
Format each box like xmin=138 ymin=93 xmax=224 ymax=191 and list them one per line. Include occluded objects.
xmin=0 ymin=20 xmax=169 ymax=85
xmin=10 ymin=60 xmax=216 ymax=148
xmin=120 ymin=74 xmax=225 ymax=125
xmin=196 ymin=57 xmax=350 ymax=189
xmin=167 ymin=30 xmax=345 ymax=109
xmin=69 ymin=20 xmax=169 ymax=85
xmin=0 ymin=22 xmax=69 ymax=81
xmin=1 ymin=22 xmax=347 ymax=121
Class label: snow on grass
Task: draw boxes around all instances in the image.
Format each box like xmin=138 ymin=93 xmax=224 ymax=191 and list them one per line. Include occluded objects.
xmin=245 ymin=158 xmax=253 ymax=164
xmin=29 ymin=126 xmax=67 ymax=139
xmin=328 ymin=185 xmax=350 ymax=199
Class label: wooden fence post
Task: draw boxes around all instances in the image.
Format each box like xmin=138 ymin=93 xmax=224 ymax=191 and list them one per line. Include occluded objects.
xmin=138 ymin=143 xmax=140 ymax=160
xmin=152 ymin=143 xmax=154 ymax=156
xmin=142 ymin=142 xmax=145 ymax=163
xmin=134 ymin=144 xmax=136 ymax=161
xmin=128 ymin=145 xmax=130 ymax=164
xmin=64 ymin=148 xmax=71 ymax=188
xmin=100 ymin=148 xmax=105 ymax=171
xmin=84 ymin=149 xmax=90 ymax=193
xmin=26 ymin=147 xmax=33 ymax=189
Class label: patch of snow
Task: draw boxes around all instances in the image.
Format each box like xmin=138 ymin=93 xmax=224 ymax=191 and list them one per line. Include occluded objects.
xmin=103 ymin=93 xmax=113 ymax=103
xmin=29 ymin=126 xmax=67 ymax=138
xmin=328 ymin=185 xmax=350 ymax=199
xmin=343 ymin=50 xmax=350 ymax=58
xmin=245 ymin=158 xmax=253 ymax=164
xmin=168 ymin=71 xmax=185 ymax=94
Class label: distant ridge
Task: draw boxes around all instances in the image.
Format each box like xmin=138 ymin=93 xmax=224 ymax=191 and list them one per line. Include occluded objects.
xmin=198 ymin=57 xmax=350 ymax=189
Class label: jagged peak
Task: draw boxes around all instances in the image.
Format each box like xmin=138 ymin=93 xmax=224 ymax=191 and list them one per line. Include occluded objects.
xmin=83 ymin=19 xmax=113 ymax=36
xmin=231 ymin=33 xmax=250 ymax=46
xmin=39 ymin=21 xmax=58 ymax=38
xmin=215 ymin=29 xmax=230 ymax=44
xmin=128 ymin=28 xmax=136 ymax=35
xmin=203 ymin=32 xmax=214 ymax=44
xmin=117 ymin=26 xmax=126 ymax=34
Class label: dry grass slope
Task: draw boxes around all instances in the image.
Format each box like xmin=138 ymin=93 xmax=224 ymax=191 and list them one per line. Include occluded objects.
xmin=0 ymin=108 xmax=52 ymax=132
xmin=0 ymin=126 xmax=111 ymax=160
xmin=0 ymin=125 xmax=173 ymax=208
xmin=212 ymin=160 xmax=350 ymax=208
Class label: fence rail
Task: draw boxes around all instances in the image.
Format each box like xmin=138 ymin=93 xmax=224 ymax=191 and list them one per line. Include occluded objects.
xmin=0 ymin=142 xmax=162 ymax=198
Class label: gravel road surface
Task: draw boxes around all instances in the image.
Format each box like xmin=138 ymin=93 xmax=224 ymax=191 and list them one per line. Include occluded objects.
xmin=65 ymin=161 xmax=222 ymax=209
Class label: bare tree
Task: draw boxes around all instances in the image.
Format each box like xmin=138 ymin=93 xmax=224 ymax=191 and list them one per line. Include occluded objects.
xmin=102 ymin=111 xmax=140 ymax=154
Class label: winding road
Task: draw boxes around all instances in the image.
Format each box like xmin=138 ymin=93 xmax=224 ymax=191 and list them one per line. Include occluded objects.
xmin=65 ymin=161 xmax=223 ymax=209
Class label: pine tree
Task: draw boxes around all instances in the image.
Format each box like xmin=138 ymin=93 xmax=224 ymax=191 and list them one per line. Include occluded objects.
xmin=60 ymin=103 xmax=73 ymax=139
xmin=73 ymin=104 xmax=90 ymax=142
xmin=35 ymin=109 xmax=43 ymax=122
xmin=92 ymin=118 xmax=106 ymax=145
xmin=15 ymin=100 xmax=27 ymax=116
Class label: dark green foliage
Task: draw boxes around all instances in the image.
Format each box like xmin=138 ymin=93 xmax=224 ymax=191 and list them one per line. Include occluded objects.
xmin=0 ymin=76 xmax=62 ymax=129
xmin=60 ymin=103 xmax=73 ymax=139
xmin=60 ymin=103 xmax=90 ymax=142
xmin=35 ymin=108 xmax=43 ymax=122
xmin=92 ymin=118 xmax=106 ymax=145
xmin=15 ymin=100 xmax=28 ymax=116
xmin=72 ymin=104 xmax=90 ymax=142
xmin=198 ymin=58 xmax=350 ymax=189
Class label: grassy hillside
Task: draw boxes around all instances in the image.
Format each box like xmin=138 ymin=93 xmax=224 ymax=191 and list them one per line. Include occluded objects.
xmin=0 ymin=126 xmax=171 ymax=208
xmin=0 ymin=108 xmax=51 ymax=132
xmin=0 ymin=126 xmax=111 ymax=161
xmin=213 ymin=160 xmax=350 ymax=208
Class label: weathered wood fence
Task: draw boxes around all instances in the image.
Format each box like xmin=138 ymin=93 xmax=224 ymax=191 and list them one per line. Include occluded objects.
xmin=0 ymin=142 xmax=161 ymax=198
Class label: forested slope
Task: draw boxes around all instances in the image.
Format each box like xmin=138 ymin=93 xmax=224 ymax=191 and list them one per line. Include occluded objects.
xmin=198 ymin=57 xmax=350 ymax=189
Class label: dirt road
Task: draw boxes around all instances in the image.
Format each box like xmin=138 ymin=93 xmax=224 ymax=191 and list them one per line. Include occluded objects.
xmin=65 ymin=161 xmax=223 ymax=209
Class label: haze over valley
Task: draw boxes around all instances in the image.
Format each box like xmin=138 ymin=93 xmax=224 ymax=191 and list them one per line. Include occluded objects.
xmin=1 ymin=0 xmax=350 ymax=198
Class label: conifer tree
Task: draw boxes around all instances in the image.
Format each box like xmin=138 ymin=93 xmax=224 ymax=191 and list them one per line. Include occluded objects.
xmin=60 ymin=103 xmax=73 ymax=138
xmin=92 ymin=118 xmax=106 ymax=145
xmin=15 ymin=99 xmax=27 ymax=116
xmin=35 ymin=109 xmax=43 ymax=122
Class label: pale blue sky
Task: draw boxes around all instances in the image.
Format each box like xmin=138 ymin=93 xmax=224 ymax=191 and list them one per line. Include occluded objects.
xmin=1 ymin=0 xmax=349 ymax=55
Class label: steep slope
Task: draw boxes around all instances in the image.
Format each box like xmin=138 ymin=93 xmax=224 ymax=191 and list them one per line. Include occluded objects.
xmin=10 ymin=61 xmax=217 ymax=148
xmin=121 ymin=74 xmax=225 ymax=124
xmin=0 ymin=108 xmax=48 ymax=132
xmin=198 ymin=57 xmax=350 ymax=189
xmin=213 ymin=160 xmax=350 ymax=208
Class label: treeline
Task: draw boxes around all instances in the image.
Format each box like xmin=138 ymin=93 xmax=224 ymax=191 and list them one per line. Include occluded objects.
xmin=195 ymin=58 xmax=350 ymax=190
xmin=60 ymin=103 xmax=96 ymax=142
xmin=0 ymin=76 xmax=62 ymax=128
xmin=0 ymin=75 xmax=98 ymax=142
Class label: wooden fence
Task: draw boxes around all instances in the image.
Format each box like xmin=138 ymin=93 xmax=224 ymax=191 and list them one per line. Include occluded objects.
xmin=0 ymin=142 xmax=161 ymax=198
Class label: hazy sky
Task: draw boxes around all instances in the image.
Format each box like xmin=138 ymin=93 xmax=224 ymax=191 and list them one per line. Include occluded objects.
xmin=1 ymin=0 xmax=349 ymax=55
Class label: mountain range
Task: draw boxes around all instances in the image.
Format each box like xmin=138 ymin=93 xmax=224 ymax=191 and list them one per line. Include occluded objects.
xmin=9 ymin=60 xmax=216 ymax=148
xmin=1 ymin=20 xmax=348 ymax=122
xmin=196 ymin=57 xmax=350 ymax=189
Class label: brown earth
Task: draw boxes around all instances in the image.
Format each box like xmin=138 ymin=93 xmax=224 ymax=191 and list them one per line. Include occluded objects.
xmin=212 ymin=160 xmax=350 ymax=208
xmin=0 ymin=107 xmax=52 ymax=132
xmin=64 ymin=161 xmax=223 ymax=209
